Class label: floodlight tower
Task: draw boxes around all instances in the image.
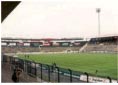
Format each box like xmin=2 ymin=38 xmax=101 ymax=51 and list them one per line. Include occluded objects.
xmin=96 ymin=8 xmax=101 ymax=36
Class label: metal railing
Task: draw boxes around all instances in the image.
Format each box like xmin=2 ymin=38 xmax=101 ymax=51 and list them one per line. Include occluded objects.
xmin=2 ymin=55 xmax=116 ymax=83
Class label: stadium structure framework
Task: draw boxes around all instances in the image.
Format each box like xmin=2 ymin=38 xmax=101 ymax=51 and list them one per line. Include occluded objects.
xmin=1 ymin=35 xmax=118 ymax=83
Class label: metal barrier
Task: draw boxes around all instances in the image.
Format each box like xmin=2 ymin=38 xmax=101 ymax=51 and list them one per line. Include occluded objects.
xmin=2 ymin=55 xmax=116 ymax=83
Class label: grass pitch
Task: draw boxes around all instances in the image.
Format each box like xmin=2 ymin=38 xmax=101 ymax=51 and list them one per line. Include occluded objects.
xmin=18 ymin=53 xmax=118 ymax=79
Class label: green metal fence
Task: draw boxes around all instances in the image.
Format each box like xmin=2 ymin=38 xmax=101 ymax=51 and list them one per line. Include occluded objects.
xmin=2 ymin=55 xmax=114 ymax=83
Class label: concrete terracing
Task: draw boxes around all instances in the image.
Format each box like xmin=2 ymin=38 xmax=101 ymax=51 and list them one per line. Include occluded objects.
xmin=2 ymin=62 xmax=39 ymax=83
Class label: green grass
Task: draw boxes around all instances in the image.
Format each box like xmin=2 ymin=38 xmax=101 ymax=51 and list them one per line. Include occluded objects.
xmin=18 ymin=53 xmax=118 ymax=79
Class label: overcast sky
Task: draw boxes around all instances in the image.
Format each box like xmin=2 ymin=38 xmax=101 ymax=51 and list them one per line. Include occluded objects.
xmin=1 ymin=0 xmax=118 ymax=39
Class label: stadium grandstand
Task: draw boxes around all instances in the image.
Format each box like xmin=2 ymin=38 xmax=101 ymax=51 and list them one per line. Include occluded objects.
xmin=1 ymin=37 xmax=87 ymax=53
xmin=81 ymin=35 xmax=118 ymax=53
xmin=2 ymin=36 xmax=118 ymax=54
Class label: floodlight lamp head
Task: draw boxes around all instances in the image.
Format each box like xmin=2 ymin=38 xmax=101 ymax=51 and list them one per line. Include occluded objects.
xmin=96 ymin=8 xmax=101 ymax=13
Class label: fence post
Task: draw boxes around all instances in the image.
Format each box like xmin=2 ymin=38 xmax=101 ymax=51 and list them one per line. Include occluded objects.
xmin=26 ymin=60 xmax=28 ymax=74
xmin=56 ymin=67 xmax=60 ymax=82
xmin=13 ymin=57 xmax=15 ymax=65
xmin=68 ymin=69 xmax=72 ymax=82
xmin=9 ymin=56 xmax=12 ymax=64
xmin=107 ymin=76 xmax=112 ymax=83
xmin=35 ymin=62 xmax=37 ymax=76
xmin=24 ymin=60 xmax=26 ymax=72
xmin=47 ymin=65 xmax=50 ymax=82
xmin=10 ymin=57 xmax=13 ymax=64
xmin=40 ymin=63 xmax=43 ymax=80
xmin=30 ymin=61 xmax=32 ymax=73
xmin=84 ymin=72 xmax=89 ymax=83
xmin=13 ymin=57 xmax=15 ymax=67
